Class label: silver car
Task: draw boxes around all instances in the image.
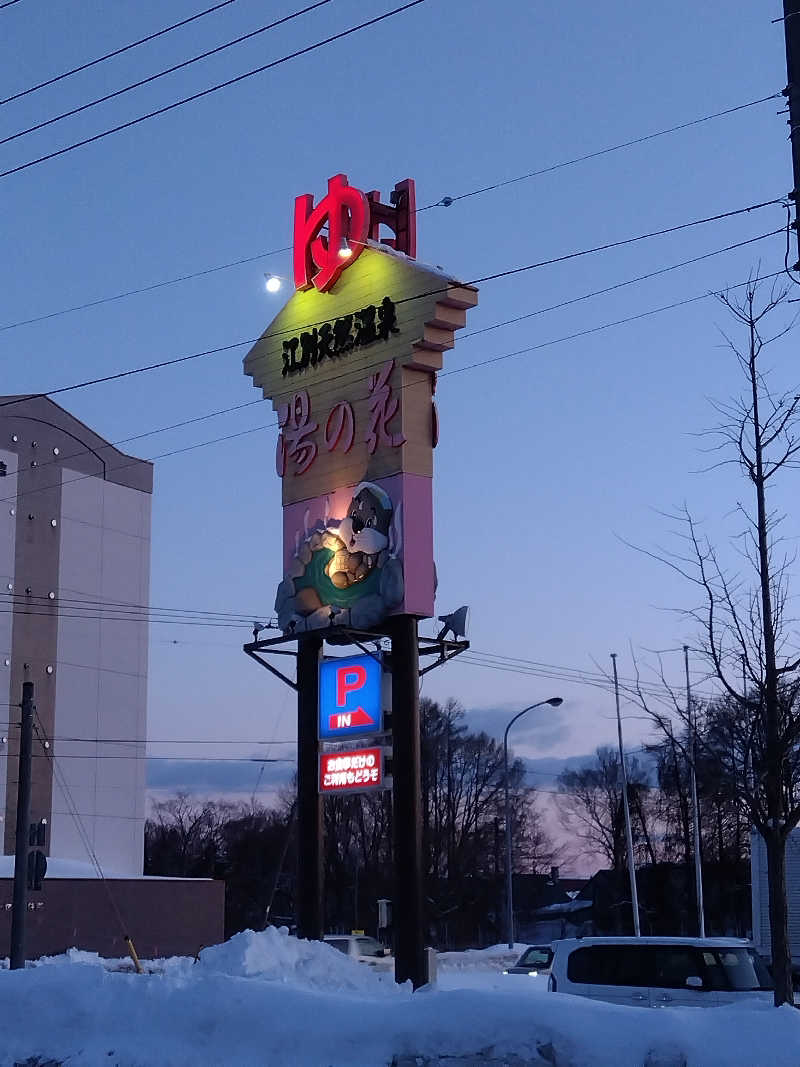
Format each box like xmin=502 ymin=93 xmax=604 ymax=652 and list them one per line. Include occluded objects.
xmin=548 ymin=936 xmax=774 ymax=1007
xmin=324 ymin=934 xmax=393 ymax=970
xmin=502 ymin=945 xmax=554 ymax=977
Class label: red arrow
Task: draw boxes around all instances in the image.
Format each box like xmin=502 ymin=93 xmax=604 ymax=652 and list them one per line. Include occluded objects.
xmin=329 ymin=706 xmax=375 ymax=730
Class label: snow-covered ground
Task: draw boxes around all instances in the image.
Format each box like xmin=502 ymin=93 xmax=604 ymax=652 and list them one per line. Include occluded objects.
xmin=0 ymin=930 xmax=797 ymax=1066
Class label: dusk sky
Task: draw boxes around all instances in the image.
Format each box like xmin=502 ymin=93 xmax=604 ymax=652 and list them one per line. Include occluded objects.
xmin=1 ymin=1 xmax=797 ymax=853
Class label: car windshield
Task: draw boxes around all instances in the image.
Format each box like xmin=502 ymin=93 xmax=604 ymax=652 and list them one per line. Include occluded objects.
xmin=701 ymin=948 xmax=774 ymax=991
xmin=356 ymin=938 xmax=385 ymax=957
xmin=518 ymin=948 xmax=552 ymax=968
xmin=326 ymin=939 xmax=349 ymax=954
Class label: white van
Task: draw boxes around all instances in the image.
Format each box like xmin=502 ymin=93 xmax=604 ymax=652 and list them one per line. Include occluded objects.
xmin=548 ymin=937 xmax=773 ymax=1008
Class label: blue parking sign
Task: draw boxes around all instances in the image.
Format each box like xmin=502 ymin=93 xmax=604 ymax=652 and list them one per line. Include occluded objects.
xmin=319 ymin=654 xmax=383 ymax=740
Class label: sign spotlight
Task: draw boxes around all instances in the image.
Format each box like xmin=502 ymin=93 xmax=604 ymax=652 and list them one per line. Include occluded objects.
xmin=436 ymin=605 xmax=469 ymax=641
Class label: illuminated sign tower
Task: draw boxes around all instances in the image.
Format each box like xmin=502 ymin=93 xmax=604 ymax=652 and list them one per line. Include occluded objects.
xmin=243 ymin=175 xmax=477 ymax=988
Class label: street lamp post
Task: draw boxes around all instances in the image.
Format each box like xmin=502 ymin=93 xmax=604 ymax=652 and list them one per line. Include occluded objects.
xmin=504 ymin=697 xmax=563 ymax=950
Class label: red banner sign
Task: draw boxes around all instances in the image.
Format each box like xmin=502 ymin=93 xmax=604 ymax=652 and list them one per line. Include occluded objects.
xmin=319 ymin=747 xmax=384 ymax=794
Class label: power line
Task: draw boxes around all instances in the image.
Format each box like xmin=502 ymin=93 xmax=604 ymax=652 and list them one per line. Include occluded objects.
xmin=461 ymin=650 xmax=712 ymax=702
xmin=1 ymin=0 xmax=240 ymax=106
xmin=0 ymin=0 xmax=23 ymax=9
xmin=0 ymin=605 xmax=263 ymax=629
xmin=33 ymin=713 xmax=134 ymax=942
xmin=29 ymin=753 xmax=293 ymax=762
xmin=459 ymin=229 xmax=782 ymax=342
xmin=472 ymin=200 xmax=782 ymax=287
xmin=0 ymin=225 xmax=780 ymax=499
xmin=1 ymin=590 xmax=266 ymax=623
xmin=0 ymin=94 xmax=779 ymax=332
xmin=0 ymin=0 xmax=429 ymax=180
xmin=0 ymin=196 xmax=782 ymax=415
xmin=0 ymin=599 xmax=716 ymax=703
xmin=437 ymin=94 xmax=783 ymax=207
xmin=0 ymin=246 xmax=292 ymax=332
xmin=0 ymin=267 xmax=787 ymax=511
xmin=0 ymin=0 xmax=333 ymax=146
xmin=21 ymin=736 xmax=297 ymax=745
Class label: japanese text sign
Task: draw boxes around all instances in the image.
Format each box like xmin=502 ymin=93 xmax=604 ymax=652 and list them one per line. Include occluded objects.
xmin=319 ymin=747 xmax=385 ymax=794
xmin=243 ymin=174 xmax=479 ymax=634
xmin=319 ymin=654 xmax=383 ymax=740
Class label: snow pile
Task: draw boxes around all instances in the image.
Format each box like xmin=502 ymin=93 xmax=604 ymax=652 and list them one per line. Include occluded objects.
xmin=196 ymin=926 xmax=400 ymax=994
xmin=437 ymin=941 xmax=528 ymax=970
xmin=0 ymin=937 xmax=799 ymax=1066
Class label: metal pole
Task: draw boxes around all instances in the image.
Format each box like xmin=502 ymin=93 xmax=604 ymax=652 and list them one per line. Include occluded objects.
xmin=501 ymin=698 xmax=562 ymax=950
xmin=390 ymin=615 xmax=425 ymax=988
xmin=783 ymin=0 xmax=800 ymax=267
xmin=353 ymin=860 xmax=358 ymax=931
xmin=685 ymin=646 xmax=706 ymax=937
xmin=10 ymin=680 xmax=34 ymax=970
xmin=503 ymin=733 xmax=513 ymax=949
xmin=611 ymin=654 xmax=640 ymax=936
xmin=296 ymin=633 xmax=323 ymax=940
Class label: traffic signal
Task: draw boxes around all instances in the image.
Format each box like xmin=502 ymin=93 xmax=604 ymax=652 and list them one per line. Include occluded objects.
xmin=26 ymin=819 xmax=47 ymax=890
xmin=27 ymin=849 xmax=46 ymax=891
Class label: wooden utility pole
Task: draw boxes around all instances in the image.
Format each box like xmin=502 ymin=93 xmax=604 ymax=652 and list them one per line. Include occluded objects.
xmin=783 ymin=0 xmax=800 ymax=266
xmin=296 ymin=634 xmax=323 ymax=940
xmin=390 ymin=616 xmax=425 ymax=988
xmin=10 ymin=681 xmax=34 ymax=970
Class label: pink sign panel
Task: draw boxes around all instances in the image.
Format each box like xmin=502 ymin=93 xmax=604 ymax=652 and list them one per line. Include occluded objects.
xmin=275 ymin=472 xmax=433 ymax=633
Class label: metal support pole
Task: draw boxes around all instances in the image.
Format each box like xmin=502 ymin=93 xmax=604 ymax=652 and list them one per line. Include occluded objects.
xmin=611 ymin=654 xmax=640 ymax=936
xmin=353 ymin=860 xmax=359 ymax=931
xmin=503 ymin=736 xmax=514 ymax=949
xmin=10 ymin=681 xmax=34 ymax=970
xmin=783 ymin=0 xmax=800 ymax=268
xmin=390 ymin=615 xmax=425 ymax=988
xmin=501 ymin=698 xmax=562 ymax=950
xmin=685 ymin=646 xmax=706 ymax=938
xmin=296 ymin=634 xmax=323 ymax=940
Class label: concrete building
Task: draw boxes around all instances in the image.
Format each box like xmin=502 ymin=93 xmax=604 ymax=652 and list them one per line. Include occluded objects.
xmin=0 ymin=396 xmax=225 ymax=960
xmin=0 ymin=395 xmax=151 ymax=875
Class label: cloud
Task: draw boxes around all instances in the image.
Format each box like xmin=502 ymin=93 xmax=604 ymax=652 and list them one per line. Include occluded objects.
xmin=524 ymin=748 xmax=659 ymax=789
xmin=462 ymin=703 xmax=571 ymax=752
xmin=146 ymin=757 xmax=295 ymax=795
xmin=522 ymin=753 xmax=597 ymax=788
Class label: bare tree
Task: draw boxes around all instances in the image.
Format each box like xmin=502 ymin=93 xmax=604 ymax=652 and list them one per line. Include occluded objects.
xmin=558 ymin=746 xmax=655 ymax=870
xmin=630 ymin=279 xmax=800 ymax=1004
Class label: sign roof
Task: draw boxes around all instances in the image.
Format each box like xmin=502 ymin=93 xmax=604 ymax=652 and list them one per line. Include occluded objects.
xmin=243 ymin=244 xmax=477 ymax=405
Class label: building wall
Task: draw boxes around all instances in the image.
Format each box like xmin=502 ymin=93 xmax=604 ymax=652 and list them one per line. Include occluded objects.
xmin=0 ymin=398 xmax=152 ymax=877
xmin=0 ymin=877 xmax=225 ymax=960
xmin=50 ymin=472 xmax=151 ymax=876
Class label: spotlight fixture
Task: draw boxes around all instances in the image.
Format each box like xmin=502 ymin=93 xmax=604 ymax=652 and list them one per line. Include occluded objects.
xmin=436 ymin=605 xmax=469 ymax=641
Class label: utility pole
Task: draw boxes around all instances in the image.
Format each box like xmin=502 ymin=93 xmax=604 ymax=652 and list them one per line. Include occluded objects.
xmin=390 ymin=615 xmax=425 ymax=988
xmin=783 ymin=0 xmax=800 ymax=267
xmin=684 ymin=646 xmax=705 ymax=938
xmin=611 ymin=654 xmax=640 ymax=937
xmin=10 ymin=680 xmax=34 ymax=970
xmin=296 ymin=634 xmax=323 ymax=940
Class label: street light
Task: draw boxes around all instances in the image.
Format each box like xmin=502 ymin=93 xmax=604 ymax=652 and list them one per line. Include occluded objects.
xmin=504 ymin=697 xmax=563 ymax=950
